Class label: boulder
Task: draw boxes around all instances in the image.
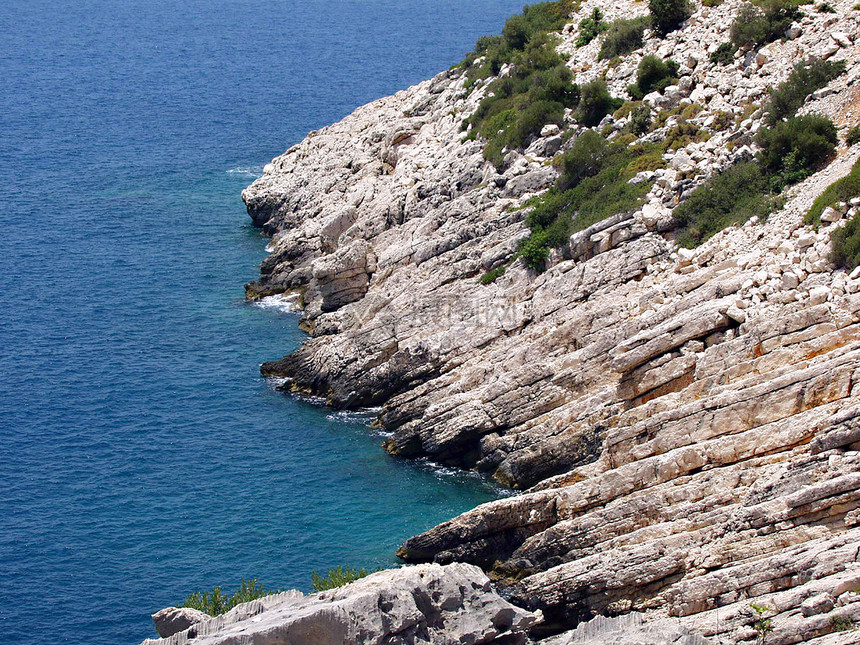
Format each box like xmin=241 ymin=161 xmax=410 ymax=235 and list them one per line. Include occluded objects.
xmin=141 ymin=564 xmax=541 ymax=645
xmin=151 ymin=607 xmax=209 ymax=639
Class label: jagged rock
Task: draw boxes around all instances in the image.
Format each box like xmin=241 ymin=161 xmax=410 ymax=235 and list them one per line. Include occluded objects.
xmin=542 ymin=612 xmax=712 ymax=645
xmin=151 ymin=607 xmax=209 ymax=639
xmin=240 ymin=0 xmax=860 ymax=642
xmin=141 ymin=564 xmax=540 ymax=645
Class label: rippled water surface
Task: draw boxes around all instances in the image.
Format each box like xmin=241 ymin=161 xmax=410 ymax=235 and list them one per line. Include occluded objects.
xmin=0 ymin=1 xmax=524 ymax=642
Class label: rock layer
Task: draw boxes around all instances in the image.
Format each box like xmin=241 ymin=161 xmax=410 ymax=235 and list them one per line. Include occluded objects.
xmin=141 ymin=563 xmax=540 ymax=645
xmin=242 ymin=0 xmax=860 ymax=642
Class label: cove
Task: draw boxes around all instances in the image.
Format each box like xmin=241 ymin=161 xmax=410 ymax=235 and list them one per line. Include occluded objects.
xmin=0 ymin=0 xmax=524 ymax=643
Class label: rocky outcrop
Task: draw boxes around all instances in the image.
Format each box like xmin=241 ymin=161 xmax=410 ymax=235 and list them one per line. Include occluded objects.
xmin=141 ymin=563 xmax=540 ymax=645
xmin=242 ymin=0 xmax=860 ymax=642
xmin=151 ymin=607 xmax=209 ymax=639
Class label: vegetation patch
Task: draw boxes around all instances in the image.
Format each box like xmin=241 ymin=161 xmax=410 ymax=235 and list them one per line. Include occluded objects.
xmin=846 ymin=124 xmax=860 ymax=147
xmin=311 ymin=566 xmax=381 ymax=591
xmin=649 ymin=0 xmax=692 ymax=35
xmin=183 ymin=579 xmax=275 ymax=616
xmin=518 ymin=131 xmax=655 ymax=270
xmin=710 ymin=41 xmax=737 ymax=65
xmin=764 ymin=57 xmax=846 ymax=125
xmin=598 ymin=17 xmax=649 ymax=60
xmin=673 ymin=161 xmax=775 ymax=247
xmin=577 ymin=8 xmax=607 ymax=47
xmin=459 ymin=2 xmax=581 ymax=167
xmin=628 ymin=55 xmax=679 ymax=99
xmin=729 ymin=0 xmax=801 ymax=50
xmin=756 ymin=114 xmax=837 ymax=187
xmin=481 ymin=264 xmax=508 ymax=284
xmin=576 ymin=79 xmax=623 ymax=126
xmin=806 ymin=158 xmax=860 ymax=225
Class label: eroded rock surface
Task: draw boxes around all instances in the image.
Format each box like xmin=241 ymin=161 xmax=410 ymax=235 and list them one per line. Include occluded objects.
xmin=141 ymin=563 xmax=540 ymax=645
xmin=242 ymin=0 xmax=860 ymax=642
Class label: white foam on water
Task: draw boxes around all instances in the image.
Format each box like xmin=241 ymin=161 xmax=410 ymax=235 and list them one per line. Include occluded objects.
xmin=254 ymin=293 xmax=300 ymax=314
xmin=226 ymin=165 xmax=264 ymax=178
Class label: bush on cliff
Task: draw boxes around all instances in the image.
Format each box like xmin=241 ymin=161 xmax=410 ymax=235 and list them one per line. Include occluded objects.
xmin=518 ymin=132 xmax=655 ymax=270
xmin=673 ymin=161 xmax=775 ymax=247
xmin=764 ymin=57 xmax=846 ymax=125
xmin=460 ymin=2 xmax=581 ymax=167
xmin=756 ymin=114 xmax=837 ymax=187
xmin=730 ymin=0 xmax=800 ymax=50
xmin=183 ymin=578 xmax=275 ymax=616
xmin=576 ymin=79 xmax=622 ymax=127
xmin=598 ymin=17 xmax=649 ymax=60
xmin=628 ymin=55 xmax=679 ymax=99
xmin=576 ymin=8 xmax=607 ymax=47
xmin=806 ymin=158 xmax=860 ymax=225
xmin=649 ymin=0 xmax=692 ymax=35
xmin=831 ymin=213 xmax=860 ymax=269
xmin=311 ymin=566 xmax=379 ymax=591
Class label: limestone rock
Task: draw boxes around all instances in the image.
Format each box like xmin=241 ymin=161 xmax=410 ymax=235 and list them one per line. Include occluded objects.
xmin=239 ymin=1 xmax=860 ymax=642
xmin=141 ymin=564 xmax=540 ymax=645
xmin=151 ymin=607 xmax=209 ymax=639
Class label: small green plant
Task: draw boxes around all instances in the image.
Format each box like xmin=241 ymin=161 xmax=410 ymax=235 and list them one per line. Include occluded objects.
xmin=710 ymin=41 xmax=738 ymax=65
xmin=806 ymin=159 xmax=860 ymax=225
xmin=480 ymin=265 xmax=507 ymax=284
xmin=831 ymin=208 xmax=860 ymax=269
xmin=576 ymin=79 xmax=623 ymax=126
xmin=183 ymin=579 xmax=275 ymax=616
xmin=519 ymin=131 xmax=655 ymax=270
xmin=846 ymin=125 xmax=860 ymax=147
xmin=818 ymin=2 xmax=836 ymax=11
xmin=756 ymin=114 xmax=837 ymax=187
xmin=598 ymin=17 xmax=649 ymax=60
xmin=649 ymin=0 xmax=692 ymax=35
xmin=832 ymin=616 xmax=857 ymax=631
xmin=518 ymin=229 xmax=550 ymax=271
xmin=750 ymin=603 xmax=774 ymax=644
xmin=628 ymin=55 xmax=679 ymax=98
xmin=460 ymin=2 xmax=582 ymax=168
xmin=764 ymin=57 xmax=846 ymax=125
xmin=310 ymin=566 xmax=380 ymax=591
xmin=577 ymin=8 xmax=607 ymax=46
xmin=674 ymin=161 xmax=775 ymax=246
xmin=730 ymin=0 xmax=800 ymax=50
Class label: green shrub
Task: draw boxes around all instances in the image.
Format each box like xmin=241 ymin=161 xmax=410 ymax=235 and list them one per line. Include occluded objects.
xmin=519 ymin=133 xmax=655 ymax=270
xmin=460 ymin=3 xmax=582 ymax=167
xmin=629 ymin=55 xmax=679 ymax=98
xmin=806 ymin=158 xmax=860 ymax=224
xmin=311 ymin=566 xmax=379 ymax=592
xmin=519 ymin=229 xmax=550 ymax=271
xmin=628 ymin=104 xmax=653 ymax=134
xmin=756 ymin=114 xmax=837 ymax=186
xmin=846 ymin=125 xmax=860 ymax=146
xmin=674 ymin=161 xmax=775 ymax=246
xmin=830 ymin=215 xmax=860 ymax=270
xmin=481 ymin=265 xmax=507 ymax=284
xmin=598 ymin=17 xmax=649 ymax=60
xmin=576 ymin=79 xmax=622 ymax=126
xmin=818 ymin=2 xmax=836 ymax=11
xmin=764 ymin=57 xmax=846 ymax=125
xmin=649 ymin=0 xmax=692 ymax=35
xmin=730 ymin=0 xmax=800 ymax=50
xmin=183 ymin=579 xmax=275 ymax=616
xmin=577 ymin=8 xmax=607 ymax=46
xmin=710 ymin=41 xmax=737 ymax=65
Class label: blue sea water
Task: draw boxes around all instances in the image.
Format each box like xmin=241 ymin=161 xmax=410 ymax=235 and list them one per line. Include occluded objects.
xmin=0 ymin=1 xmax=525 ymax=642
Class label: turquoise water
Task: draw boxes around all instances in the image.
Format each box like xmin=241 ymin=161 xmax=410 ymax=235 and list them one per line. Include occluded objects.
xmin=0 ymin=1 xmax=524 ymax=642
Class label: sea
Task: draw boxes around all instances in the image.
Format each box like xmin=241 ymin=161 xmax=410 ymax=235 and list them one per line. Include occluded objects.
xmin=0 ymin=1 xmax=525 ymax=642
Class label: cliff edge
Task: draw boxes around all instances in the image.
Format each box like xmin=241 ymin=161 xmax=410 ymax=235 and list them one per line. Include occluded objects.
xmin=240 ymin=0 xmax=860 ymax=641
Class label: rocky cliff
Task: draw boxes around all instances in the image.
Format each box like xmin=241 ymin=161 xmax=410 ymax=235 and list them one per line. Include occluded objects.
xmin=240 ymin=0 xmax=860 ymax=642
